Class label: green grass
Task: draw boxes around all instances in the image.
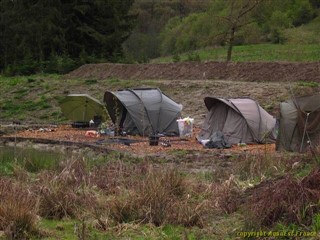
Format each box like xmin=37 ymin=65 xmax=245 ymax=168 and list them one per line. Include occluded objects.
xmin=285 ymin=16 xmax=320 ymax=45
xmin=37 ymin=220 xmax=208 ymax=240
xmin=151 ymin=44 xmax=320 ymax=63
xmin=0 ymin=74 xmax=67 ymax=122
xmin=0 ymin=146 xmax=64 ymax=175
xmin=297 ymin=81 xmax=319 ymax=88
xmin=0 ymin=74 xmax=163 ymax=122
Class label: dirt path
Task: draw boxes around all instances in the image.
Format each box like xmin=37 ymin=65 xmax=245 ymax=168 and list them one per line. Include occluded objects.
xmin=66 ymin=61 xmax=320 ymax=82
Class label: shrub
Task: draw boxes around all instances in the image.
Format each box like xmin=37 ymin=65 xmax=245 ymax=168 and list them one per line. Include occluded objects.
xmin=0 ymin=178 xmax=40 ymax=239
xmin=90 ymin=160 xmax=147 ymax=194
xmin=107 ymin=167 xmax=205 ymax=227
xmin=207 ymin=174 xmax=242 ymax=214
xmin=35 ymin=158 xmax=96 ymax=219
xmin=108 ymin=168 xmax=183 ymax=226
xmin=245 ymin=168 xmax=320 ymax=228
xmin=172 ymin=53 xmax=181 ymax=62
xmin=186 ymin=52 xmax=201 ymax=62
xmin=137 ymin=168 xmax=184 ymax=225
xmin=43 ymin=54 xmax=78 ymax=74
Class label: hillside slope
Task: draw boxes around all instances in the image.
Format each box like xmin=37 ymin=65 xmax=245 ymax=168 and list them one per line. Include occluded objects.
xmin=1 ymin=61 xmax=320 ymax=124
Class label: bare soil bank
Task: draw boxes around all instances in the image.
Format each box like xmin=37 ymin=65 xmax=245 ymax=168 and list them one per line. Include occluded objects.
xmin=67 ymin=61 xmax=320 ymax=82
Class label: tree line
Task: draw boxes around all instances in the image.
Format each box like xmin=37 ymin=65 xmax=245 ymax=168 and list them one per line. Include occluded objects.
xmin=0 ymin=0 xmax=135 ymax=75
xmin=1 ymin=0 xmax=319 ymax=75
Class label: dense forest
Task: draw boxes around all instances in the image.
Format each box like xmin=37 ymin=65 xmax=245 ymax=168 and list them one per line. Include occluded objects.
xmin=0 ymin=0 xmax=319 ymax=75
xmin=0 ymin=0 xmax=136 ymax=75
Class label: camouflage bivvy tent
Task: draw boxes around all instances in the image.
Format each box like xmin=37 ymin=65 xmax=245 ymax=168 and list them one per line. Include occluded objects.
xmin=277 ymin=94 xmax=320 ymax=152
xmin=104 ymin=88 xmax=182 ymax=136
xmin=198 ymin=97 xmax=277 ymax=145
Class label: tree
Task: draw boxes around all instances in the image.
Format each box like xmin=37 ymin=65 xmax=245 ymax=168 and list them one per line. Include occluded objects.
xmin=216 ymin=0 xmax=264 ymax=61
xmin=0 ymin=0 xmax=14 ymax=70
xmin=62 ymin=0 xmax=136 ymax=59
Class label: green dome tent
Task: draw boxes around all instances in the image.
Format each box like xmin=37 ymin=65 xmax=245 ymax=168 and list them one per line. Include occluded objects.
xmin=198 ymin=97 xmax=276 ymax=144
xmin=277 ymin=94 xmax=320 ymax=152
xmin=104 ymin=88 xmax=182 ymax=136
xmin=59 ymin=94 xmax=109 ymax=124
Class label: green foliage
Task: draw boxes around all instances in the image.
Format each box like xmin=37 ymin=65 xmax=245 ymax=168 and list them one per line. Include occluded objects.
xmin=0 ymin=0 xmax=136 ymax=75
xmin=43 ymin=55 xmax=78 ymax=74
xmin=186 ymin=52 xmax=201 ymax=62
xmin=312 ymin=213 xmax=320 ymax=232
xmin=84 ymin=79 xmax=98 ymax=85
xmin=274 ymin=222 xmax=302 ymax=235
xmin=161 ymin=13 xmax=218 ymax=55
xmin=158 ymin=0 xmax=320 ymax=58
xmin=236 ymin=22 xmax=263 ymax=45
xmin=285 ymin=16 xmax=320 ymax=44
xmin=288 ymin=0 xmax=315 ymax=26
xmin=125 ymin=0 xmax=212 ymax=60
xmin=153 ymin=44 xmax=320 ymax=63
xmin=0 ymin=147 xmax=63 ymax=175
xmin=297 ymin=81 xmax=319 ymax=88
xmin=123 ymin=32 xmax=158 ymax=63
xmin=268 ymin=11 xmax=292 ymax=43
xmin=160 ymin=16 xmax=182 ymax=55
xmin=27 ymin=78 xmax=36 ymax=83
xmin=172 ymin=53 xmax=181 ymax=62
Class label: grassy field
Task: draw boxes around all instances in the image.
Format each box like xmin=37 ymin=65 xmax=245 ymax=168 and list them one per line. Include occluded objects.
xmin=151 ymin=44 xmax=320 ymax=63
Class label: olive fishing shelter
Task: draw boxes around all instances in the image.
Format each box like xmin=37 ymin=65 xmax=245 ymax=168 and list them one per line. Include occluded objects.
xmin=198 ymin=97 xmax=276 ymax=144
xmin=59 ymin=94 xmax=109 ymax=125
xmin=277 ymin=94 xmax=320 ymax=152
xmin=103 ymin=88 xmax=182 ymax=136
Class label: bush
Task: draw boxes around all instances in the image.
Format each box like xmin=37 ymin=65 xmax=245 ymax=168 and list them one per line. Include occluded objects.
xmin=4 ymin=63 xmax=38 ymax=76
xmin=172 ymin=53 xmax=181 ymax=62
xmin=35 ymin=158 xmax=96 ymax=219
xmin=4 ymin=54 xmax=79 ymax=76
xmin=245 ymin=168 xmax=320 ymax=228
xmin=0 ymin=178 xmax=40 ymax=239
xmin=107 ymin=167 xmax=205 ymax=227
xmin=209 ymin=175 xmax=242 ymax=214
xmin=186 ymin=52 xmax=201 ymax=62
xmin=43 ymin=54 xmax=78 ymax=74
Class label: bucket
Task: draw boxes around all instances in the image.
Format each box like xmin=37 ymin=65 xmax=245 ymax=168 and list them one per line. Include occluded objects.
xmin=177 ymin=117 xmax=194 ymax=137
xmin=149 ymin=135 xmax=159 ymax=146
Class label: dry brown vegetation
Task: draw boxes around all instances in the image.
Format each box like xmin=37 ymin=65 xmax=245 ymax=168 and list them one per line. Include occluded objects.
xmin=0 ymin=147 xmax=318 ymax=239
xmin=35 ymin=163 xmax=94 ymax=220
xmin=245 ymin=168 xmax=320 ymax=228
xmin=0 ymin=179 xmax=40 ymax=239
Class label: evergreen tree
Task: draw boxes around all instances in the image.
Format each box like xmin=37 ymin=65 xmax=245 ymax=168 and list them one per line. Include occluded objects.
xmin=0 ymin=0 xmax=136 ymax=75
